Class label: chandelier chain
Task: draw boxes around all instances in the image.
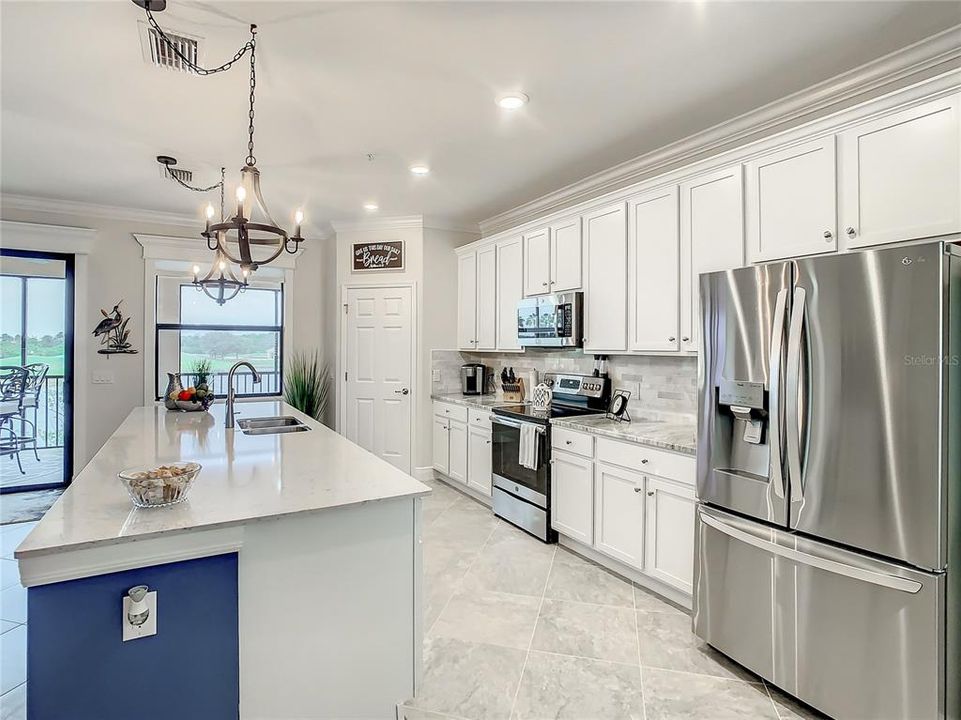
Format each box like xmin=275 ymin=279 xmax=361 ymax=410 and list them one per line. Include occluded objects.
xmin=144 ymin=8 xmax=255 ymax=76
xmin=163 ymin=166 xmax=222 ymax=193
xmin=246 ymin=37 xmax=257 ymax=167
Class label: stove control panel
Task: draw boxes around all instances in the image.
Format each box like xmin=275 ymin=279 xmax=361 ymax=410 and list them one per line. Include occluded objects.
xmin=544 ymin=372 xmax=609 ymax=399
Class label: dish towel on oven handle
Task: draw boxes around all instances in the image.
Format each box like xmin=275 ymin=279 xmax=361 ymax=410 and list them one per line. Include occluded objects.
xmin=518 ymin=422 xmax=539 ymax=471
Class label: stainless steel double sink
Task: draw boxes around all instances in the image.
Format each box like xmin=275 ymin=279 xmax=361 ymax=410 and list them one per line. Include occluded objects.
xmin=236 ymin=416 xmax=310 ymax=436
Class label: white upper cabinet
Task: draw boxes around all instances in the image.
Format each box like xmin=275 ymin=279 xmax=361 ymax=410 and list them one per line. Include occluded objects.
xmin=583 ymin=202 xmax=628 ymax=353
xmin=628 ymin=186 xmax=680 ymax=352
xmin=840 ymin=96 xmax=961 ymax=249
xmin=495 ymin=237 xmax=524 ymax=351
xmin=679 ymin=165 xmax=745 ymax=353
xmin=523 ymin=227 xmax=551 ymax=296
xmin=550 ymin=217 xmax=583 ymax=292
xmin=456 ymin=252 xmax=477 ymax=350
xmin=746 ymin=137 xmax=837 ymax=262
xmin=475 ymin=246 xmax=497 ymax=350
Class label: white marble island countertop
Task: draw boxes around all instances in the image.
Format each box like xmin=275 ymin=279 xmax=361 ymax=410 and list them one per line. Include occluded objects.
xmin=551 ymin=413 xmax=696 ymax=455
xmin=16 ymin=400 xmax=430 ymax=559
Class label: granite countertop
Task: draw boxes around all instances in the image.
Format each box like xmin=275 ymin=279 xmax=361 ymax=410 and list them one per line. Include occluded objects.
xmin=431 ymin=392 xmax=519 ymax=410
xmin=16 ymin=400 xmax=430 ymax=559
xmin=551 ymin=413 xmax=696 ymax=456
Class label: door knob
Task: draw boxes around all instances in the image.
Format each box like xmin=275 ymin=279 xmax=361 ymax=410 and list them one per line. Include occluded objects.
xmin=394 ymin=388 xmax=410 ymax=395
xmin=846 ymin=227 xmax=857 ymax=238
xmin=823 ymin=230 xmax=833 ymax=241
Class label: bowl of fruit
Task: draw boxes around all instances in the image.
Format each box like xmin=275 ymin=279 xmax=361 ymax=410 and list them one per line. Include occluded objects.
xmin=172 ymin=384 xmax=214 ymax=412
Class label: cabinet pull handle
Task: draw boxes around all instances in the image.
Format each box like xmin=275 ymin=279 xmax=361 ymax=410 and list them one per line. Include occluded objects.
xmin=542 ymin=282 xmax=548 ymax=287
xmin=682 ymin=336 xmax=690 ymax=342
xmin=823 ymin=230 xmax=833 ymax=241
xmin=634 ymin=487 xmax=643 ymax=493
xmin=641 ymin=459 xmax=649 ymax=464
xmin=668 ymin=337 xmax=676 ymax=342
xmin=846 ymin=227 xmax=857 ymax=238
xmin=565 ymin=440 xmax=573 ymax=445
xmin=647 ymin=490 xmax=655 ymax=496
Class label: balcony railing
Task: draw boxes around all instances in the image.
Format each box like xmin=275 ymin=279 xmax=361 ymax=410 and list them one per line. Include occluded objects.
xmin=31 ymin=374 xmax=65 ymax=450
xmin=178 ymin=370 xmax=282 ymax=398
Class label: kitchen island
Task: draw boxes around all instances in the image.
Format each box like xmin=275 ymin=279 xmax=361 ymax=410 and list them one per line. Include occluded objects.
xmin=15 ymin=400 xmax=430 ymax=720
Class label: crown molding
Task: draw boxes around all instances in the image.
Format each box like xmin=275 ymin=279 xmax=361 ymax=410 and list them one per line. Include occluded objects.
xmin=0 ymin=220 xmax=97 ymax=254
xmin=479 ymin=25 xmax=961 ymax=236
xmin=1 ymin=193 xmax=199 ymax=229
xmin=330 ymin=214 xmax=480 ymax=235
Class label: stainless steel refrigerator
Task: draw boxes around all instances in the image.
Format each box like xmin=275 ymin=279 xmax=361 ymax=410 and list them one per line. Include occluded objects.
xmin=694 ymin=240 xmax=960 ymax=720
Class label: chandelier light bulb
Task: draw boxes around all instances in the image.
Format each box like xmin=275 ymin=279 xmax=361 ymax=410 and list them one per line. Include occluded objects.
xmin=205 ymin=203 xmax=215 ymax=219
xmin=242 ymin=268 xmax=249 ymax=278
xmin=235 ymin=186 xmax=247 ymax=203
xmin=219 ymin=260 xmax=226 ymax=271
xmin=192 ymin=265 xmax=200 ymax=276
xmin=294 ymin=209 xmax=304 ymax=224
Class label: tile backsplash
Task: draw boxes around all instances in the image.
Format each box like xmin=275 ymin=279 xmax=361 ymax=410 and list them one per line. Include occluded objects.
xmin=431 ymin=349 xmax=697 ymax=418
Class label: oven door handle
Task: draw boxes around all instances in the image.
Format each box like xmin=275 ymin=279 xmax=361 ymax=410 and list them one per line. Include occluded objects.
xmin=492 ymin=416 xmax=546 ymax=434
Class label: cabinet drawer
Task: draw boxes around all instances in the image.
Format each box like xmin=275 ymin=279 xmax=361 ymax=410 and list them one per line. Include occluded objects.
xmin=469 ymin=408 xmax=492 ymax=429
xmin=551 ymin=427 xmax=594 ymax=458
xmin=595 ymin=437 xmax=695 ymax=486
xmin=434 ymin=402 xmax=469 ymax=423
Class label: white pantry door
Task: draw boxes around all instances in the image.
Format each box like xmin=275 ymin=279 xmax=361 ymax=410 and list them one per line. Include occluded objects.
xmin=344 ymin=286 xmax=413 ymax=473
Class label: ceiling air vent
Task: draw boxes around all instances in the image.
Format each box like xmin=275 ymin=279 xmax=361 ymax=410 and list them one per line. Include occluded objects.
xmin=138 ymin=21 xmax=202 ymax=73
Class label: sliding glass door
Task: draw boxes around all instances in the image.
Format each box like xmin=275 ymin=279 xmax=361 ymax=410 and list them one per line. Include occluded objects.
xmin=0 ymin=250 xmax=74 ymax=493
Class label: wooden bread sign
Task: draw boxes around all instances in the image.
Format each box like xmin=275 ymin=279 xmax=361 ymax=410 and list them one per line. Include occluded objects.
xmin=353 ymin=241 xmax=404 ymax=271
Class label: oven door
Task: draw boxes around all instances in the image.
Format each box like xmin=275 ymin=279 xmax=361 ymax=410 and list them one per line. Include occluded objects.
xmin=491 ymin=416 xmax=549 ymax=507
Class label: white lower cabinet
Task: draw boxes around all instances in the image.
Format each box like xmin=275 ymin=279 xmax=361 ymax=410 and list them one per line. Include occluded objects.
xmin=550 ymin=450 xmax=594 ymax=544
xmin=593 ymin=462 xmax=646 ymax=570
xmin=644 ymin=476 xmax=696 ymax=595
xmin=467 ymin=424 xmax=492 ymax=496
xmin=448 ymin=419 xmax=468 ymax=484
xmin=433 ymin=401 xmax=492 ymax=497
xmin=550 ymin=433 xmax=696 ymax=596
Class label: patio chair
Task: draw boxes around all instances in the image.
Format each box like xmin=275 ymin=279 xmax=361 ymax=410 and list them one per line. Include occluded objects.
xmin=0 ymin=366 xmax=29 ymax=475
xmin=18 ymin=363 xmax=49 ymax=462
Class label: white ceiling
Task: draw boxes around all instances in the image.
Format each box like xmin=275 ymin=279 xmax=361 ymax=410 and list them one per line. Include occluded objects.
xmin=1 ymin=1 xmax=958 ymax=232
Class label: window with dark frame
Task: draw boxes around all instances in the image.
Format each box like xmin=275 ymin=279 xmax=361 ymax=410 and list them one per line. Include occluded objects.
xmin=155 ymin=280 xmax=284 ymax=401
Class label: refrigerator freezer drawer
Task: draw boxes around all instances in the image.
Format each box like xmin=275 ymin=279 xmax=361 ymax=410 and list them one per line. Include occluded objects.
xmin=694 ymin=505 xmax=945 ymax=720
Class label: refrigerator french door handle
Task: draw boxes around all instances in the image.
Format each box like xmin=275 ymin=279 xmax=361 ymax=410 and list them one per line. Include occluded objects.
xmin=768 ymin=288 xmax=789 ymax=499
xmin=785 ymin=287 xmax=806 ymax=503
xmin=698 ymin=511 xmax=923 ymax=594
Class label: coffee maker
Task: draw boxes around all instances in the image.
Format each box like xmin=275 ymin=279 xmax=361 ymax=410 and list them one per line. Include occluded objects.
xmin=460 ymin=363 xmax=489 ymax=395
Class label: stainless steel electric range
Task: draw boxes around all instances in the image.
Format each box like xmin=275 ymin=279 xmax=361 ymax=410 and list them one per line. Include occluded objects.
xmin=491 ymin=372 xmax=610 ymax=542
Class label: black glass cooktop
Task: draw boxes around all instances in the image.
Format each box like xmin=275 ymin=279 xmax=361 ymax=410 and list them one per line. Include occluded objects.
xmin=492 ymin=403 xmax=603 ymax=424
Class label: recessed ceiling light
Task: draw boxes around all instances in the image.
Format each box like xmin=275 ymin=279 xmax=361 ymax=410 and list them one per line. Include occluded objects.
xmin=363 ymin=202 xmax=379 ymax=211
xmin=496 ymin=92 xmax=529 ymax=110
xmin=410 ymin=165 xmax=430 ymax=176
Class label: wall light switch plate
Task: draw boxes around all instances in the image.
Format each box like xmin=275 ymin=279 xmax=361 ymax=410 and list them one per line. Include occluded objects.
xmin=122 ymin=591 xmax=158 ymax=641
xmin=92 ymin=372 xmax=114 ymax=385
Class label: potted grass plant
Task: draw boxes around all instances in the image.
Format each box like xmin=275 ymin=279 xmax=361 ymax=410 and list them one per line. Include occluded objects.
xmin=284 ymin=351 xmax=330 ymax=423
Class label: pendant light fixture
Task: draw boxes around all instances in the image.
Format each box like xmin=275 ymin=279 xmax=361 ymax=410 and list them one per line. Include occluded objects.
xmin=137 ymin=1 xmax=304 ymax=303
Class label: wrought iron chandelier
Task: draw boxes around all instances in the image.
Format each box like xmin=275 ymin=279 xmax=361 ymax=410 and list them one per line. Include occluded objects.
xmin=138 ymin=1 xmax=305 ymax=304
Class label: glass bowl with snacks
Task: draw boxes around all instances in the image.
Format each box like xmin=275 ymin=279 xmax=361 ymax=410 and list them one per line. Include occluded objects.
xmin=118 ymin=462 xmax=201 ymax=508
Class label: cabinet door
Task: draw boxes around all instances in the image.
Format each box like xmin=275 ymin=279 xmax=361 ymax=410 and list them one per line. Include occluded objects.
xmin=467 ymin=424 xmax=493 ymax=496
xmin=475 ymin=245 xmax=497 ymax=350
xmin=457 ymin=252 xmax=477 ymax=350
xmin=550 ymin=217 xmax=583 ymax=292
xmin=523 ymin=228 xmax=551 ymax=296
xmin=679 ymin=165 xmax=745 ymax=352
xmin=644 ymin=476 xmax=695 ymax=594
xmin=551 ymin=450 xmax=594 ymax=544
xmin=583 ymin=203 xmax=628 ymax=352
xmin=496 ymin=237 xmax=524 ymax=351
xmin=432 ymin=416 xmax=449 ymax=475
xmin=746 ymin=137 xmax=837 ymax=262
xmin=840 ymin=95 xmax=960 ymax=249
xmin=448 ymin=419 xmax=468 ymax=484
xmin=594 ymin=462 xmax=645 ymax=569
xmin=628 ymin=186 xmax=680 ymax=352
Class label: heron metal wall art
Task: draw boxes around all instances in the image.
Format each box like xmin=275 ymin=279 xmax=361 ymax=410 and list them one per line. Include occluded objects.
xmin=93 ymin=300 xmax=137 ymax=355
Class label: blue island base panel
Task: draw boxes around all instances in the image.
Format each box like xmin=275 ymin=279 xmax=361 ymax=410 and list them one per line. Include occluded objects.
xmin=27 ymin=553 xmax=239 ymax=720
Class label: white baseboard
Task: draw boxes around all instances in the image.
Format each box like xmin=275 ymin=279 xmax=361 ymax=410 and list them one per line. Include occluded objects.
xmin=412 ymin=466 xmax=435 ymax=483
xmin=558 ymin=535 xmax=692 ymax=611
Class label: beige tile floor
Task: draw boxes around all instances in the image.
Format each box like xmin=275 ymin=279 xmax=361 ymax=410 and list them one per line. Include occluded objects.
xmin=402 ymin=478 xmax=827 ymax=720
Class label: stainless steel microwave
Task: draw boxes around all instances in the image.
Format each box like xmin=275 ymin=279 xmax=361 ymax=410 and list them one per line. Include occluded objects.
xmin=516 ymin=292 xmax=583 ymax=348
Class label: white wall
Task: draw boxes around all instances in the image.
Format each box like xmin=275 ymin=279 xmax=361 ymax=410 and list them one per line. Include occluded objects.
xmin=333 ymin=218 xmax=478 ymax=471
xmin=0 ymin=201 xmax=334 ymax=470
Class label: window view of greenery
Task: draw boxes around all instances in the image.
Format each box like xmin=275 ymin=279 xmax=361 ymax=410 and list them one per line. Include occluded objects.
xmin=0 ymin=273 xmax=68 ymax=449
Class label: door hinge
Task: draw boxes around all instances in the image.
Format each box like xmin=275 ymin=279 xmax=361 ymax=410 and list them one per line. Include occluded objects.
xmin=344 ymin=371 xmax=348 ymax=381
